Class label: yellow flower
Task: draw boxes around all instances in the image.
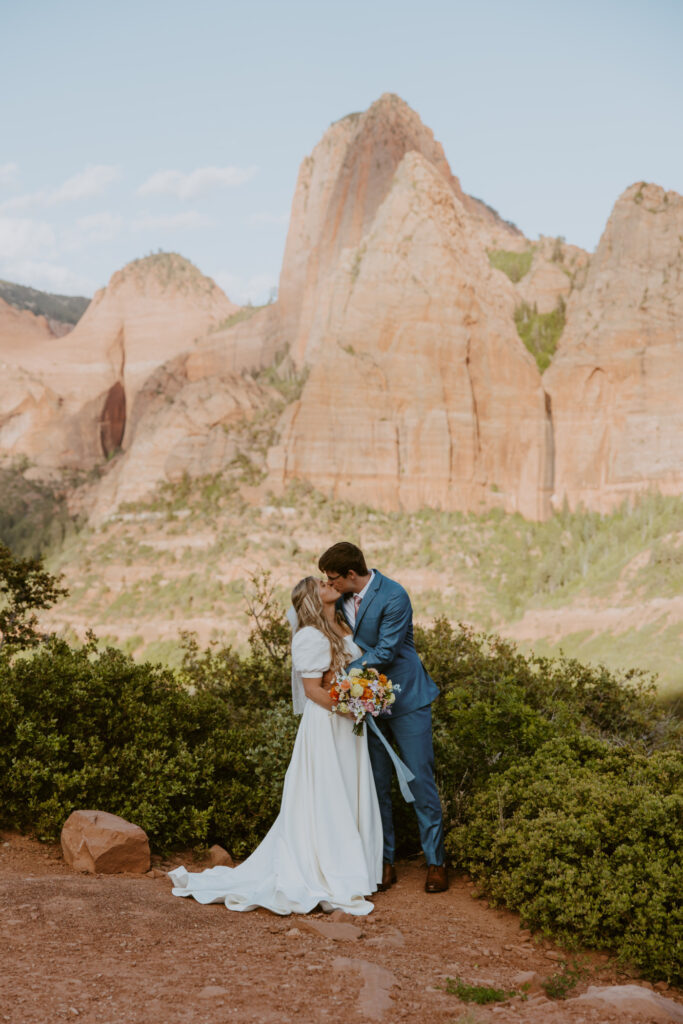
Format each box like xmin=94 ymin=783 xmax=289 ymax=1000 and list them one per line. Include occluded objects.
xmin=349 ymin=668 xmax=363 ymax=678
xmin=386 ymin=693 xmax=396 ymax=704
xmin=350 ymin=682 xmax=364 ymax=698
xmin=339 ymin=704 xmax=350 ymax=714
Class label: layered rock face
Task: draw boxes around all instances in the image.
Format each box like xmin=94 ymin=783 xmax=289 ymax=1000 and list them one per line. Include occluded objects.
xmin=0 ymin=296 xmax=58 ymax=353
xmin=278 ymin=92 xmax=523 ymax=366
xmin=84 ymin=300 xmax=283 ymax=517
xmin=514 ymin=237 xmax=589 ymax=315
xmin=544 ymin=183 xmax=683 ymax=510
xmin=88 ymin=353 xmax=276 ymax=519
xmin=0 ymin=254 xmax=238 ymax=467
xmin=269 ymin=153 xmax=551 ymax=519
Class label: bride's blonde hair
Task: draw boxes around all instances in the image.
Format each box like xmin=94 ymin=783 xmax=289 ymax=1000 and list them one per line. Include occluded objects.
xmin=291 ymin=577 xmax=349 ymax=675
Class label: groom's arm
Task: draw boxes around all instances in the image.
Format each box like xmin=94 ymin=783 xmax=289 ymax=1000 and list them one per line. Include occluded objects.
xmin=348 ymin=591 xmax=411 ymax=670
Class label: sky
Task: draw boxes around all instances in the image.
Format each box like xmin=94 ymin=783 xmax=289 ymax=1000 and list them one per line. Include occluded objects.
xmin=1 ymin=0 xmax=682 ymax=304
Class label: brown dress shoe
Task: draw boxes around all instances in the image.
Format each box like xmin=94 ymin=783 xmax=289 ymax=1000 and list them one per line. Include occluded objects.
xmin=425 ymin=863 xmax=449 ymax=893
xmin=378 ymin=861 xmax=397 ymax=891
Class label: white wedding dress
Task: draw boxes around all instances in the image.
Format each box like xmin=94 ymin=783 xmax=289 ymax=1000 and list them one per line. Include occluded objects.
xmin=169 ymin=630 xmax=383 ymax=916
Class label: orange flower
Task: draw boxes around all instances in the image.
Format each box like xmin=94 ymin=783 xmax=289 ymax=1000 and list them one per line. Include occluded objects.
xmin=362 ymin=687 xmax=373 ymax=700
xmin=379 ymin=674 xmax=388 ymax=684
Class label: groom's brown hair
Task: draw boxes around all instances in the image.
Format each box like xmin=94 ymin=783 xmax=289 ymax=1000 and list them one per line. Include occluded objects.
xmin=318 ymin=542 xmax=368 ymax=577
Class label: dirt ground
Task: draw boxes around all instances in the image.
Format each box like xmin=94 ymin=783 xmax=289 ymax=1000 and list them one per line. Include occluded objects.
xmin=2 ymin=832 xmax=681 ymax=1024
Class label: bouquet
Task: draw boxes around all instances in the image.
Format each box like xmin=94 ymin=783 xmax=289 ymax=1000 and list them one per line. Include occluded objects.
xmin=329 ymin=666 xmax=398 ymax=735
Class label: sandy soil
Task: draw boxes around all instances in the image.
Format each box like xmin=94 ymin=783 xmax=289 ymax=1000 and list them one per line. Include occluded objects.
xmin=3 ymin=833 xmax=681 ymax=1024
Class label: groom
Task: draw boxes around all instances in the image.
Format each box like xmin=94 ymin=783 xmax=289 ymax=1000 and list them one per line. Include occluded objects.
xmin=319 ymin=542 xmax=448 ymax=893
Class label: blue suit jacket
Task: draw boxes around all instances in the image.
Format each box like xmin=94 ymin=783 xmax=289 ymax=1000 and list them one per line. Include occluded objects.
xmin=339 ymin=570 xmax=439 ymax=717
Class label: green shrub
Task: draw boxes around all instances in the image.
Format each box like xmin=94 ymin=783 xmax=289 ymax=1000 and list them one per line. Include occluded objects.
xmin=445 ymin=978 xmax=513 ymax=1003
xmin=514 ymin=299 xmax=566 ymax=371
xmin=0 ymin=464 xmax=80 ymax=558
xmin=0 ymin=630 xmax=295 ymax=853
xmin=446 ymin=736 xmax=683 ymax=983
xmin=409 ymin=619 xmax=682 ymax=982
xmin=488 ymin=249 xmax=533 ymax=283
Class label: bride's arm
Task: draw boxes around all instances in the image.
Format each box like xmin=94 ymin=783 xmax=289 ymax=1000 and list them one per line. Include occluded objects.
xmin=302 ymin=674 xmax=335 ymax=711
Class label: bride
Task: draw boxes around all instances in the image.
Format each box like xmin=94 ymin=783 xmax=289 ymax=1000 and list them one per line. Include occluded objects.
xmin=169 ymin=576 xmax=383 ymax=916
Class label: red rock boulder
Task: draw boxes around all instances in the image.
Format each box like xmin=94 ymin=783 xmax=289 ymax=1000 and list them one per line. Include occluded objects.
xmin=61 ymin=810 xmax=151 ymax=874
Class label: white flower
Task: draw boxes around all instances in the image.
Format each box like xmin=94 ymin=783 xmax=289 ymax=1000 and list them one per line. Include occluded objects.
xmin=350 ymin=682 xmax=364 ymax=698
xmin=348 ymin=668 xmax=363 ymax=678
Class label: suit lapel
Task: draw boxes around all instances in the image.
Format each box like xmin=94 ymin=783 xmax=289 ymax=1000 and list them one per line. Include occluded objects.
xmin=353 ymin=571 xmax=382 ymax=637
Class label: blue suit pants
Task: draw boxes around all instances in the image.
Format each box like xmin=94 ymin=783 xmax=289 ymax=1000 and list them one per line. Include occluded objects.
xmin=367 ymin=705 xmax=445 ymax=866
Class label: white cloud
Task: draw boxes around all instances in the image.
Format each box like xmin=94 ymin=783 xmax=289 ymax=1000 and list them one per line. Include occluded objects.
xmin=131 ymin=210 xmax=212 ymax=231
xmin=0 ymin=259 xmax=94 ymax=296
xmin=213 ymin=270 xmax=278 ymax=306
xmin=0 ymin=163 xmax=19 ymax=187
xmin=0 ymin=216 xmax=56 ymax=260
xmin=62 ymin=212 xmax=123 ymax=251
xmin=0 ymin=164 xmax=121 ymax=213
xmin=137 ymin=165 xmax=256 ymax=200
xmin=247 ymin=211 xmax=290 ymax=227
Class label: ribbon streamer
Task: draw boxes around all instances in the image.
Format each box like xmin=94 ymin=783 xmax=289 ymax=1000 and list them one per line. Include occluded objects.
xmin=366 ymin=717 xmax=415 ymax=803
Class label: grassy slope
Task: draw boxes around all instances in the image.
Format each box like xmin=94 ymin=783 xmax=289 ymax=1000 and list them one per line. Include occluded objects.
xmin=9 ymin=468 xmax=676 ymax=697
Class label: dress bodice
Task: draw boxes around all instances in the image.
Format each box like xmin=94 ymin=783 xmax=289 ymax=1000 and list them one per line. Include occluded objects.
xmin=344 ymin=635 xmax=362 ymax=662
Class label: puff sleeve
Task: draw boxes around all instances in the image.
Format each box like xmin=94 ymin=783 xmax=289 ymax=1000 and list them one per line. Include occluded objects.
xmin=292 ymin=627 xmax=332 ymax=678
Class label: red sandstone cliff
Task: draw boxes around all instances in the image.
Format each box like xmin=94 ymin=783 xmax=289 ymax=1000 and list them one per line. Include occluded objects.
xmin=269 ymin=152 xmax=550 ymax=519
xmin=544 ymin=182 xmax=683 ymax=510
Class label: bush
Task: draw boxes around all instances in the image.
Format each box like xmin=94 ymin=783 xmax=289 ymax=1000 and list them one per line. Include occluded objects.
xmin=488 ymin=249 xmax=533 ymax=283
xmin=446 ymin=736 xmax=683 ymax=983
xmin=514 ymin=299 xmax=566 ymax=371
xmin=0 ymin=631 xmax=296 ymax=853
xmin=0 ymin=542 xmax=68 ymax=651
xmin=412 ymin=620 xmax=682 ymax=983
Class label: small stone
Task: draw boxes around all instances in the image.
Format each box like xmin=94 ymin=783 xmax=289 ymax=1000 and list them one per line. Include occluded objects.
xmin=576 ymin=985 xmax=683 ymax=1022
xmin=208 ymin=844 xmax=234 ymax=868
xmin=366 ymin=926 xmax=405 ymax=948
xmin=512 ymin=970 xmax=542 ymax=993
xmin=285 ymin=928 xmax=301 ymax=937
xmin=198 ymin=986 xmax=229 ymax=999
xmin=328 ymin=909 xmax=356 ymax=924
xmin=300 ymin=918 xmax=361 ymax=942
xmin=333 ymin=957 xmax=396 ymax=1020
xmin=544 ymin=950 xmax=563 ymax=961
xmin=655 ymin=982 xmax=671 ymax=992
